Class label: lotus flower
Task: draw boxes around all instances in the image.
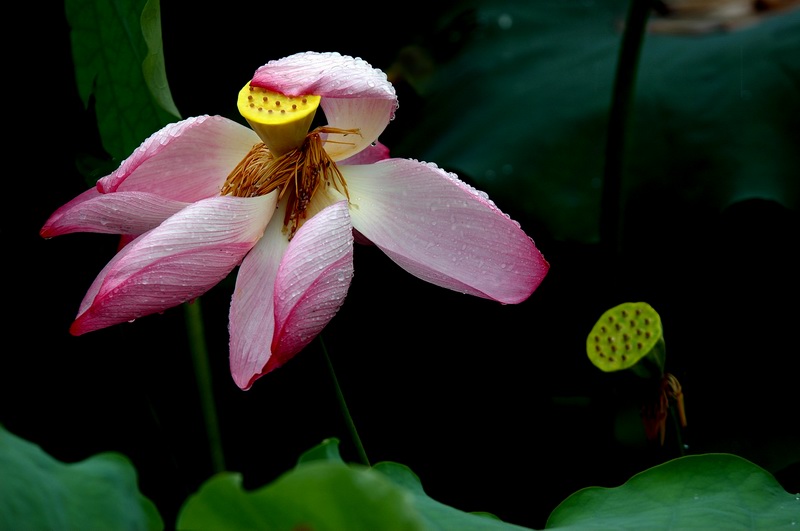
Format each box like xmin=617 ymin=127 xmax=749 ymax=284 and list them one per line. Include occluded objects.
xmin=42 ymin=51 xmax=549 ymax=390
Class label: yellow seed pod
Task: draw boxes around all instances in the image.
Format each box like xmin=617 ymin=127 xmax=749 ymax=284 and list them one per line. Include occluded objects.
xmin=586 ymin=302 xmax=663 ymax=372
xmin=237 ymin=82 xmax=321 ymax=156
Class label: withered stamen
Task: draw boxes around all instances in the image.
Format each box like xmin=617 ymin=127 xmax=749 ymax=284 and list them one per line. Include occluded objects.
xmin=220 ymin=126 xmax=358 ymax=238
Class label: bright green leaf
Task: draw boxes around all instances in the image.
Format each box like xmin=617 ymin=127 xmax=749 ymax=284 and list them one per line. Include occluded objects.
xmin=66 ymin=0 xmax=179 ymax=161
xmin=545 ymin=453 xmax=800 ymax=529
xmin=0 ymin=424 xmax=163 ymax=531
xmin=177 ymin=463 xmax=427 ymax=531
xmin=179 ymin=438 xmax=531 ymax=531
xmin=296 ymin=437 xmax=345 ymax=465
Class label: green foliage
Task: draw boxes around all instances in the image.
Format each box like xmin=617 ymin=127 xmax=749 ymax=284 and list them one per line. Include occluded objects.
xmin=546 ymin=453 xmax=800 ymax=529
xmin=178 ymin=439 xmax=799 ymax=530
xmin=3 ymin=426 xmax=797 ymax=530
xmin=392 ymin=0 xmax=800 ymax=243
xmin=65 ymin=0 xmax=179 ymax=162
xmin=141 ymin=0 xmax=180 ymax=119
xmin=0 ymin=424 xmax=162 ymax=531
xmin=178 ymin=438 xmax=528 ymax=531
xmin=295 ymin=437 xmax=346 ymax=466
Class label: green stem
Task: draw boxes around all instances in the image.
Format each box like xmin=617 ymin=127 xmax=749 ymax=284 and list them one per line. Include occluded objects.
xmin=669 ymin=405 xmax=687 ymax=456
xmin=601 ymin=0 xmax=652 ymax=256
xmin=184 ymin=299 xmax=226 ymax=473
xmin=319 ymin=336 xmax=370 ymax=467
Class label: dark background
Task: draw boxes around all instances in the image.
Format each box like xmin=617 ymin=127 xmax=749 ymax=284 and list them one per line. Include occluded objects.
xmin=6 ymin=2 xmax=798 ymax=529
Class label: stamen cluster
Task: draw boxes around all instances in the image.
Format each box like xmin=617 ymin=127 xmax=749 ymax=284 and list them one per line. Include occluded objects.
xmin=221 ymin=127 xmax=357 ymax=238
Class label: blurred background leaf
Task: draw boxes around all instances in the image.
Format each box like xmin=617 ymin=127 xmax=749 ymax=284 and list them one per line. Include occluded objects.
xmin=390 ymin=0 xmax=800 ymax=243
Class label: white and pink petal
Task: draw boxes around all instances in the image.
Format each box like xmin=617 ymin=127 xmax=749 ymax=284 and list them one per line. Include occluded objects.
xmin=343 ymin=159 xmax=549 ymax=304
xmin=70 ymin=194 xmax=275 ymax=335
xmin=98 ymin=115 xmax=259 ymax=202
xmin=339 ymin=141 xmax=390 ymax=165
xmin=228 ymin=201 xmax=291 ymax=391
xmin=251 ymin=52 xmax=397 ymax=161
xmin=41 ymin=190 xmax=189 ymax=237
xmin=229 ymin=201 xmax=354 ymax=390
xmin=271 ymin=200 xmax=354 ymax=368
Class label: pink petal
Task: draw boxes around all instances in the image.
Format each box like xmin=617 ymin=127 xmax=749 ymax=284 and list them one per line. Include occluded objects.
xmin=70 ymin=194 xmax=276 ymax=335
xmin=252 ymin=52 xmax=396 ymax=100
xmin=98 ymin=115 xmax=259 ymax=202
xmin=41 ymin=190 xmax=189 ymax=237
xmin=228 ymin=205 xmax=290 ymax=390
xmin=343 ymin=159 xmax=549 ymax=304
xmin=251 ymin=52 xmax=397 ymax=161
xmin=339 ymin=141 xmax=391 ymax=165
xmin=229 ymin=201 xmax=354 ymax=390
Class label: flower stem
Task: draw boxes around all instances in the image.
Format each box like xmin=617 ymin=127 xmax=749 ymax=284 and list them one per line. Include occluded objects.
xmin=601 ymin=0 xmax=652 ymax=256
xmin=184 ymin=299 xmax=226 ymax=473
xmin=669 ymin=405 xmax=687 ymax=456
xmin=319 ymin=336 xmax=370 ymax=467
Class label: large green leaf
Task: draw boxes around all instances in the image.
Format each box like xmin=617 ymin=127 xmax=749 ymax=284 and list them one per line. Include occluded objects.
xmin=392 ymin=0 xmax=800 ymax=243
xmin=546 ymin=453 xmax=799 ymax=529
xmin=0 ymin=424 xmax=162 ymax=530
xmin=178 ymin=438 xmax=529 ymax=531
xmin=179 ymin=440 xmax=798 ymax=530
xmin=177 ymin=465 xmax=426 ymax=530
xmin=66 ymin=0 xmax=179 ymax=161
xmin=374 ymin=461 xmax=531 ymax=530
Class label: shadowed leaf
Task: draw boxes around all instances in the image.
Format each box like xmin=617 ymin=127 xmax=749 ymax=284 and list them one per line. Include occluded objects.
xmin=66 ymin=0 xmax=179 ymax=161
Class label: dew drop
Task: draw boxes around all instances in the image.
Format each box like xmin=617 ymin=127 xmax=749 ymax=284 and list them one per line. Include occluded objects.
xmin=497 ymin=13 xmax=513 ymax=29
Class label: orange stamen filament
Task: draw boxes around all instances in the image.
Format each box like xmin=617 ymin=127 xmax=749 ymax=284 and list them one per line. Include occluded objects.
xmin=221 ymin=126 xmax=359 ymax=238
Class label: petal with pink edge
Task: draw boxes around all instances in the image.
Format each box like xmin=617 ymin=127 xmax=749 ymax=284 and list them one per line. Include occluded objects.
xmin=251 ymin=52 xmax=397 ymax=161
xmin=339 ymin=141 xmax=391 ymax=165
xmin=70 ymin=194 xmax=276 ymax=335
xmin=228 ymin=201 xmax=291 ymax=390
xmin=229 ymin=201 xmax=354 ymax=390
xmin=98 ymin=115 xmax=259 ymax=202
xmin=271 ymin=201 xmax=354 ymax=366
xmin=41 ymin=190 xmax=189 ymax=237
xmin=343 ymin=159 xmax=549 ymax=304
